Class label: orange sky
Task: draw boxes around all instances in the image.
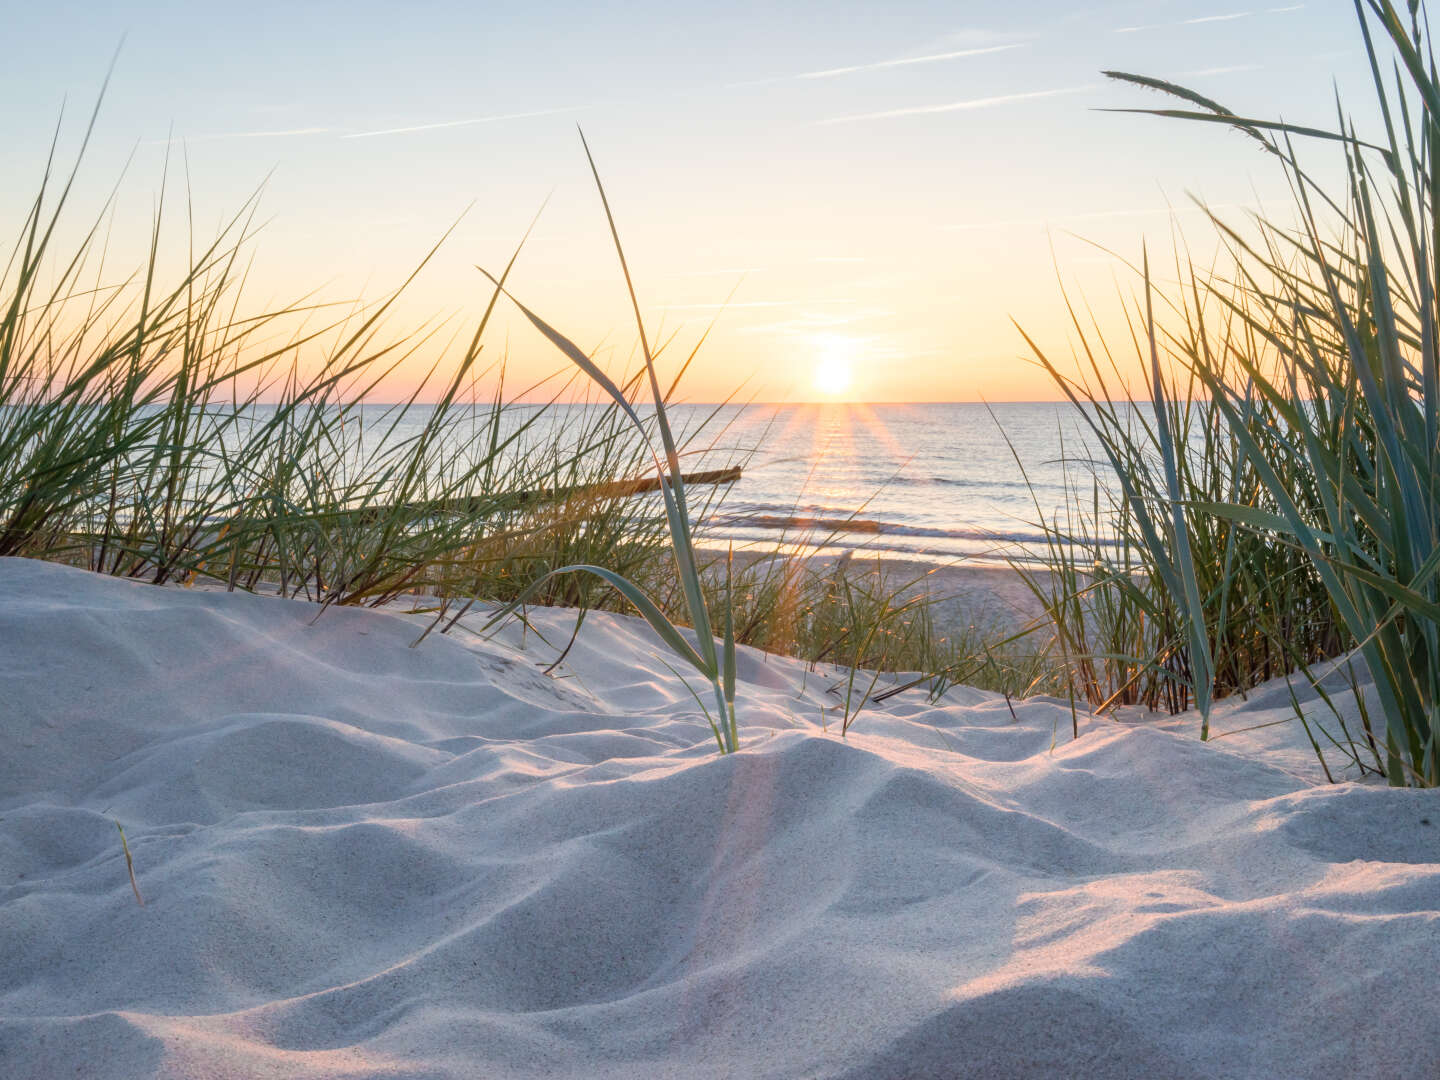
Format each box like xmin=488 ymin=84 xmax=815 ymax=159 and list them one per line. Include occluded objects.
xmin=0 ymin=2 xmax=1368 ymax=402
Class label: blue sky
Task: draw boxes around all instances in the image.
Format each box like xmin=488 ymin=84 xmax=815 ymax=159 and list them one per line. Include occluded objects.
xmin=0 ymin=2 xmax=1375 ymax=400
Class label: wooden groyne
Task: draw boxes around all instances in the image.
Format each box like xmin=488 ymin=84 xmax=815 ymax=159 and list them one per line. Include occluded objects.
xmin=387 ymin=465 xmax=743 ymax=518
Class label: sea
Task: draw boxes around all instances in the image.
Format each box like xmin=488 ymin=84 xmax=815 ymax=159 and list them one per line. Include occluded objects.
xmin=226 ymin=401 xmax=1129 ymax=567
xmin=647 ymin=402 xmax=1112 ymax=567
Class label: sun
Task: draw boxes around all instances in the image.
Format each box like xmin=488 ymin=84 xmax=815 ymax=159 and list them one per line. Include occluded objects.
xmin=811 ymin=335 xmax=857 ymax=397
xmin=813 ymin=357 xmax=852 ymax=396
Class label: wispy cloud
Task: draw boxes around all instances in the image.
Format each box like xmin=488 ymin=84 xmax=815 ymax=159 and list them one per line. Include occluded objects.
xmin=1183 ymin=11 xmax=1253 ymax=25
xmin=822 ymin=85 xmax=1094 ymax=125
xmin=927 ymin=27 xmax=1038 ymax=50
xmin=343 ymin=104 xmax=590 ymax=139
xmin=797 ymin=44 xmax=1024 ymax=80
xmin=728 ymin=42 xmax=1024 ymax=88
xmin=1116 ymin=5 xmax=1301 ymax=33
xmin=147 ymin=126 xmax=332 ymax=145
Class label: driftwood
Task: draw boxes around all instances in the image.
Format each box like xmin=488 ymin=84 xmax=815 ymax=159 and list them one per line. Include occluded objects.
xmin=386 ymin=466 xmax=743 ymax=519
xmin=513 ymin=465 xmax=742 ymax=505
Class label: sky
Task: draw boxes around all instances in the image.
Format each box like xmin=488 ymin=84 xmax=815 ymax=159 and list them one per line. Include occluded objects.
xmin=0 ymin=1 xmax=1380 ymax=403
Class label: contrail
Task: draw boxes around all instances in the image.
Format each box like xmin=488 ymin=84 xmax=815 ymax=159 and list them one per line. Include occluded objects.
xmin=343 ymin=104 xmax=589 ymax=139
xmin=823 ymin=85 xmax=1093 ymax=124
xmin=797 ymin=44 xmax=1024 ymax=80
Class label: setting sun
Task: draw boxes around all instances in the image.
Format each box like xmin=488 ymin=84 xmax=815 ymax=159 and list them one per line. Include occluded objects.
xmin=812 ymin=335 xmax=857 ymax=397
xmin=813 ymin=358 xmax=852 ymax=396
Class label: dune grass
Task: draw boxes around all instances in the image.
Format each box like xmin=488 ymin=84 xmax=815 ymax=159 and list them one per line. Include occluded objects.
xmin=3 ymin=94 xmax=1047 ymax=760
xmin=0 ymin=100 xmax=726 ymax=619
xmin=1011 ymin=269 xmax=1343 ymax=722
xmin=1021 ymin=0 xmax=1440 ymax=785
xmin=700 ymin=550 xmax=1054 ymax=702
xmin=463 ymin=134 xmax=752 ymax=752
xmin=458 ymin=136 xmax=1065 ymax=747
xmin=114 ymin=821 xmax=143 ymax=907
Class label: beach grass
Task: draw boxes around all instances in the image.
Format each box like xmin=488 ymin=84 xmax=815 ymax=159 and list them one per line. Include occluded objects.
xmin=460 ymin=138 xmax=1059 ymax=743
xmin=0 ymin=99 xmax=724 ymax=621
xmin=4 ymin=99 xmax=1043 ymax=754
xmin=3 ymin=174 xmax=1040 ymax=757
xmin=17 ymin=7 xmax=1438 ymax=779
xmin=1020 ymin=0 xmax=1440 ymax=785
xmin=1012 ymin=268 xmax=1342 ymax=721
xmin=114 ymin=821 xmax=143 ymax=907
xmin=466 ymin=135 xmax=759 ymax=753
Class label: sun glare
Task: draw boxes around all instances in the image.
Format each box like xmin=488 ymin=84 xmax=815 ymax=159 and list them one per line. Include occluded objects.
xmin=812 ymin=335 xmax=856 ymax=397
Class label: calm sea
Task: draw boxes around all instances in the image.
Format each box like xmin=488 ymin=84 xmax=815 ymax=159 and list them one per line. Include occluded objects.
xmin=236 ymin=401 xmax=1127 ymax=567
xmin=669 ymin=402 xmax=1102 ymax=566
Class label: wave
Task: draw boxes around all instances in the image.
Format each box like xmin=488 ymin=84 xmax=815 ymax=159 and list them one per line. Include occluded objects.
xmin=705 ymin=511 xmax=1121 ymax=548
xmin=740 ymin=468 xmax=1070 ymax=494
xmin=884 ymin=474 xmax=1069 ymax=492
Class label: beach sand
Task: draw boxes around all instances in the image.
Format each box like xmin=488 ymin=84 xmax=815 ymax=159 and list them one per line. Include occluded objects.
xmin=715 ymin=548 xmax=1052 ymax=639
xmin=3 ymin=556 xmax=1438 ymax=1078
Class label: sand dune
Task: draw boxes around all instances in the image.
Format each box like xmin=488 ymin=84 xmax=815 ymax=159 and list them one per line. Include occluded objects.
xmin=2 ymin=557 xmax=1438 ymax=1078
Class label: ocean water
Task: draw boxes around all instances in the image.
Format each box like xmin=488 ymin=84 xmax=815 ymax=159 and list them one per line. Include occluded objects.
xmin=670 ymin=402 xmax=1104 ymax=566
xmin=219 ymin=401 xmax=1126 ymax=567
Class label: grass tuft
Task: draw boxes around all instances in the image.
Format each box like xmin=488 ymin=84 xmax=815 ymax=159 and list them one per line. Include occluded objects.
xmin=1025 ymin=0 xmax=1440 ymax=784
xmin=114 ymin=821 xmax=143 ymax=907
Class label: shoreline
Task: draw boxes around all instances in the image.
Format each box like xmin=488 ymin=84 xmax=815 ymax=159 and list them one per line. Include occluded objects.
xmin=701 ymin=547 xmax=1052 ymax=640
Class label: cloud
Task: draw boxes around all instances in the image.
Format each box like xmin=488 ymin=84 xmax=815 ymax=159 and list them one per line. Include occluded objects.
xmin=796 ymin=44 xmax=1024 ymax=80
xmin=728 ymin=42 xmax=1024 ymax=88
xmin=1116 ymin=5 xmax=1301 ymax=32
xmin=929 ymin=27 xmax=1037 ymax=49
xmin=147 ymin=126 xmax=332 ymax=144
xmin=342 ymin=104 xmax=590 ymax=139
xmin=1183 ymin=11 xmax=1253 ymax=25
xmin=812 ymin=256 xmax=866 ymax=264
xmin=822 ymin=85 xmax=1094 ymax=124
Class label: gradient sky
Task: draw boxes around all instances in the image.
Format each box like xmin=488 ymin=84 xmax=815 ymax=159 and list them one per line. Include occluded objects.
xmin=0 ymin=2 xmax=1377 ymax=402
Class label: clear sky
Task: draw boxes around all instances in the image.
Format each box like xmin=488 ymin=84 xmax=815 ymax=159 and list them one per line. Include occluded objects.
xmin=0 ymin=2 xmax=1375 ymax=402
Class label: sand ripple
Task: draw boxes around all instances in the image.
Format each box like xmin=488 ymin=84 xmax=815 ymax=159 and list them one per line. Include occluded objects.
xmin=2 ymin=558 xmax=1438 ymax=1078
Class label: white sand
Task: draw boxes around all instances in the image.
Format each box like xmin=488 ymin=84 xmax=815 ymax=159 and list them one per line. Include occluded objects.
xmin=717 ymin=549 xmax=1052 ymax=637
xmin=3 ymin=556 xmax=1438 ymax=1079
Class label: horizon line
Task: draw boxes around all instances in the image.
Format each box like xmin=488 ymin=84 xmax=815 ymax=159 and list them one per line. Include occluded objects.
xmin=237 ymin=398 xmax=1103 ymax=407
